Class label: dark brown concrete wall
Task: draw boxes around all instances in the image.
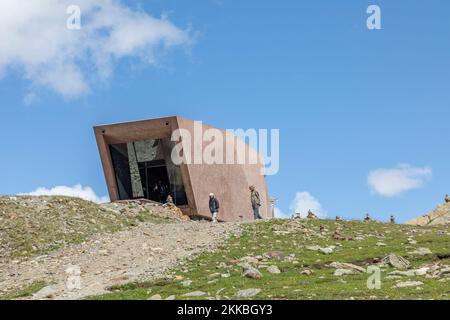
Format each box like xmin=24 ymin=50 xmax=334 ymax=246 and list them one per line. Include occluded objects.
xmin=176 ymin=117 xmax=269 ymax=221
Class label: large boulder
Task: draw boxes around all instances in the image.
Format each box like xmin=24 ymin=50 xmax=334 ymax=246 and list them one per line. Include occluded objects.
xmin=241 ymin=263 xmax=263 ymax=279
xmin=381 ymin=254 xmax=410 ymax=270
xmin=407 ymin=202 xmax=450 ymax=226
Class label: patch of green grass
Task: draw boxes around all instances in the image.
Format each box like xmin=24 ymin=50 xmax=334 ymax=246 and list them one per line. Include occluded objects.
xmin=0 ymin=281 xmax=48 ymax=300
xmin=91 ymin=219 xmax=450 ymax=300
xmin=135 ymin=211 xmax=173 ymax=225
xmin=0 ymin=196 xmax=176 ymax=259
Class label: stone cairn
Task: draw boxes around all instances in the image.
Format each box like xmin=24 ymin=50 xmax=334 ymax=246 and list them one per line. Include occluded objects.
xmin=307 ymin=210 xmax=318 ymax=220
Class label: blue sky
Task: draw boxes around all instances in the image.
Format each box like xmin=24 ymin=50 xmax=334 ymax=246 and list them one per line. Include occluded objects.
xmin=1 ymin=0 xmax=449 ymax=222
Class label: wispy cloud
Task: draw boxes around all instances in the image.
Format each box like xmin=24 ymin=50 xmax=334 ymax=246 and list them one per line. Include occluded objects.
xmin=273 ymin=207 xmax=286 ymax=218
xmin=368 ymin=164 xmax=432 ymax=197
xmin=21 ymin=184 xmax=109 ymax=203
xmin=0 ymin=0 xmax=193 ymax=99
xmin=289 ymin=191 xmax=325 ymax=218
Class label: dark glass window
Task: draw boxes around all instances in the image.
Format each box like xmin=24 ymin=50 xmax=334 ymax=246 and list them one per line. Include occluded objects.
xmin=109 ymin=144 xmax=132 ymax=200
xmin=109 ymin=138 xmax=188 ymax=206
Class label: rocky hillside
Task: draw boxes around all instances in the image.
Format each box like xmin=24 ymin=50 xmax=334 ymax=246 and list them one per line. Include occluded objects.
xmin=407 ymin=202 xmax=450 ymax=226
xmin=0 ymin=219 xmax=239 ymax=300
xmin=0 ymin=196 xmax=241 ymax=300
xmin=1 ymin=196 xmax=449 ymax=300
xmin=95 ymin=219 xmax=450 ymax=300
xmin=0 ymin=196 xmax=188 ymax=260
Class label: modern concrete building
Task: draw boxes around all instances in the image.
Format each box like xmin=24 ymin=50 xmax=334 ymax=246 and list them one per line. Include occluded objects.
xmin=94 ymin=116 xmax=270 ymax=221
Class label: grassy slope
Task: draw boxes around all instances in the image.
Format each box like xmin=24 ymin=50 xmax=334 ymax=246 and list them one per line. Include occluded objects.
xmin=93 ymin=219 xmax=450 ymax=300
xmin=0 ymin=196 xmax=173 ymax=259
xmin=0 ymin=281 xmax=49 ymax=300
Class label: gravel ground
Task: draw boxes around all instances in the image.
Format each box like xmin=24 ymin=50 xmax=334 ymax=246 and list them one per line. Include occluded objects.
xmin=0 ymin=220 xmax=241 ymax=300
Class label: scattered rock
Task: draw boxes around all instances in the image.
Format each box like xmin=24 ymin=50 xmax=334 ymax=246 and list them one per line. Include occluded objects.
xmin=386 ymin=275 xmax=403 ymax=280
xmin=305 ymin=245 xmax=321 ymax=251
xmin=240 ymin=256 xmax=259 ymax=265
xmin=410 ymin=248 xmax=432 ymax=256
xmin=300 ymin=269 xmax=313 ymax=275
xmin=381 ymin=254 xmax=410 ymax=270
xmin=33 ymin=285 xmax=57 ymax=299
xmin=334 ymin=269 xmax=358 ymax=276
xmin=292 ymin=213 xmax=301 ymax=220
xmin=181 ymin=280 xmax=192 ymax=287
xmin=235 ymin=288 xmax=261 ymax=298
xmin=267 ymin=265 xmax=281 ymax=274
xmin=307 ymin=210 xmax=318 ymax=219
xmin=183 ymin=291 xmax=206 ymax=297
xmin=421 ymin=263 xmax=450 ymax=278
xmin=394 ymin=281 xmax=424 ymax=288
xmin=388 ymin=270 xmax=417 ymax=277
xmin=328 ymin=262 xmax=365 ymax=273
xmin=264 ymin=251 xmax=286 ymax=260
xmin=148 ymin=294 xmax=162 ymax=300
xmin=333 ymin=230 xmax=353 ymax=241
xmin=319 ymin=247 xmax=334 ymax=255
xmin=305 ymin=245 xmax=335 ymax=254
xmin=242 ymin=264 xmax=262 ymax=279
xmin=389 ymin=267 xmax=429 ymax=277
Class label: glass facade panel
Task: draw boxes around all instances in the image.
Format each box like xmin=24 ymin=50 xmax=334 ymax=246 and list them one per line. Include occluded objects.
xmin=109 ymin=138 xmax=188 ymax=206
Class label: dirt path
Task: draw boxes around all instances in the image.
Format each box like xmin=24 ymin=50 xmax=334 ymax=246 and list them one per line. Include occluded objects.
xmin=0 ymin=221 xmax=241 ymax=300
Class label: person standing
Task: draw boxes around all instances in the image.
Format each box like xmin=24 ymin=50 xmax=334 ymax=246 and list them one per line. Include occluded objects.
xmin=209 ymin=193 xmax=219 ymax=223
xmin=249 ymin=185 xmax=263 ymax=220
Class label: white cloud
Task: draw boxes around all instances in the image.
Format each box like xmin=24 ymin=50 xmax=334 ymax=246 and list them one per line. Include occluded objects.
xmin=368 ymin=164 xmax=432 ymax=197
xmin=273 ymin=207 xmax=286 ymax=218
xmin=21 ymin=184 xmax=109 ymax=203
xmin=289 ymin=192 xmax=325 ymax=218
xmin=0 ymin=0 xmax=192 ymax=98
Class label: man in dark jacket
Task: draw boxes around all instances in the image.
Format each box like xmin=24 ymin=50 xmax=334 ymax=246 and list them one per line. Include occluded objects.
xmin=209 ymin=193 xmax=219 ymax=223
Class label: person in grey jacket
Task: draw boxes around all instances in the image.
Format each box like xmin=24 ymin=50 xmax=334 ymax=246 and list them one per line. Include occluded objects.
xmin=249 ymin=185 xmax=263 ymax=220
xmin=209 ymin=193 xmax=219 ymax=223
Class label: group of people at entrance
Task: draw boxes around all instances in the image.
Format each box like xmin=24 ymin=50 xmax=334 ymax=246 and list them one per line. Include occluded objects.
xmin=208 ymin=185 xmax=263 ymax=223
xmin=152 ymin=180 xmax=169 ymax=204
